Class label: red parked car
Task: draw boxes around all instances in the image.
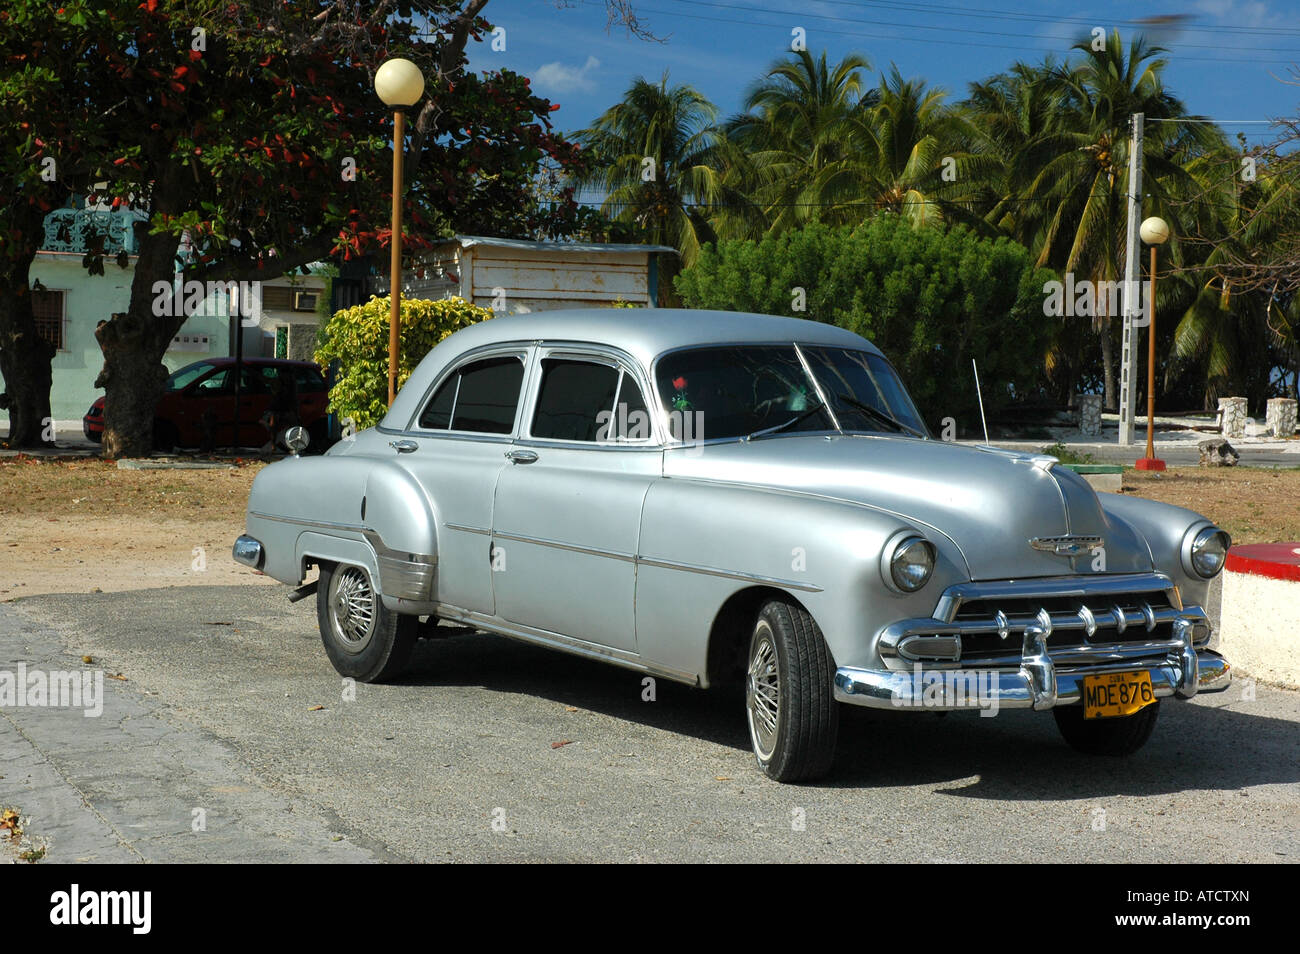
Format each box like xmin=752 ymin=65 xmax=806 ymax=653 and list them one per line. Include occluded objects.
xmin=83 ymin=358 xmax=331 ymax=450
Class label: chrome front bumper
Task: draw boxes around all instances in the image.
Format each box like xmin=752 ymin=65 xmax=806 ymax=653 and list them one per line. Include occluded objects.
xmin=839 ymin=572 xmax=1231 ymax=711
xmin=834 ymin=648 xmax=1231 ymax=710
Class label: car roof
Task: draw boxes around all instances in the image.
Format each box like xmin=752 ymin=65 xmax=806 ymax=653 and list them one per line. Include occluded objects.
xmin=384 ymin=307 xmax=882 ymax=428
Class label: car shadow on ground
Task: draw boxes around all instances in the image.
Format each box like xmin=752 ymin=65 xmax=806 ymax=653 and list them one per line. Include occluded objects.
xmin=404 ymin=626 xmax=1300 ymax=798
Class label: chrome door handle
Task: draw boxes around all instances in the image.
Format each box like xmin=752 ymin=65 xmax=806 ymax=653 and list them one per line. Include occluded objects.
xmin=505 ymin=449 xmax=539 ymax=464
xmin=389 ymin=439 xmax=418 ymax=454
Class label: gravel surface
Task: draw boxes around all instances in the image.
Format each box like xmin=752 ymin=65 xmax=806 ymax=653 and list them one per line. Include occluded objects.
xmin=3 ymin=584 xmax=1296 ymax=863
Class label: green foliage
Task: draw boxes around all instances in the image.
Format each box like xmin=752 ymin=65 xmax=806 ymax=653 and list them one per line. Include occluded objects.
xmin=1041 ymin=442 xmax=1096 ymax=465
xmin=675 ymin=217 xmax=1057 ymax=427
xmin=316 ymin=296 xmax=493 ymax=430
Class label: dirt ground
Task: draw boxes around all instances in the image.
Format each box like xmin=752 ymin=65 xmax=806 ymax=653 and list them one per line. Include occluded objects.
xmin=0 ymin=457 xmax=276 ymax=601
xmin=1122 ymin=467 xmax=1300 ymax=547
xmin=1 ymin=457 xmax=1297 ymax=601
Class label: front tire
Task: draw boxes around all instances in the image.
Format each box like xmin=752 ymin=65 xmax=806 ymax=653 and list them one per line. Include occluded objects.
xmin=317 ymin=562 xmax=416 ymax=682
xmin=1053 ymin=699 xmax=1160 ymax=756
xmin=745 ymin=597 xmax=839 ymax=782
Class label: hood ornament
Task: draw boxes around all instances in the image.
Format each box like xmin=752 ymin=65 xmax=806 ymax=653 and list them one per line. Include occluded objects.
xmin=1029 ymin=535 xmax=1103 ymax=557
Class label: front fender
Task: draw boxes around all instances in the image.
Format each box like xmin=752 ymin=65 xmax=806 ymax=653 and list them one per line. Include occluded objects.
xmin=636 ymin=479 xmax=965 ymax=678
xmin=1098 ymin=492 xmax=1219 ymax=609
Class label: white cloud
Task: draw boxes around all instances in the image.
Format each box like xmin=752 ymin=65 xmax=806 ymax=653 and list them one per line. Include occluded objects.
xmin=533 ymin=55 xmax=601 ymax=94
xmin=1192 ymin=0 xmax=1273 ymax=28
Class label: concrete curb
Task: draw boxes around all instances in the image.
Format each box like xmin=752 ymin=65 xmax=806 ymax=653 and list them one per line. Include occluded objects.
xmin=1218 ymin=544 xmax=1300 ymax=689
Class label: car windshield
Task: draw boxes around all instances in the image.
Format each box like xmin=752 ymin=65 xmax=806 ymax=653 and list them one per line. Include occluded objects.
xmin=654 ymin=344 xmax=927 ymax=441
xmin=166 ymin=362 xmax=217 ymax=391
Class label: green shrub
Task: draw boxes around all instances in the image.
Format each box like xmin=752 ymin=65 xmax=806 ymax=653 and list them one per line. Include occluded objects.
xmin=316 ymin=295 xmax=493 ymax=429
xmin=1040 ymin=441 xmax=1096 ymax=465
xmin=675 ymin=218 xmax=1057 ymax=430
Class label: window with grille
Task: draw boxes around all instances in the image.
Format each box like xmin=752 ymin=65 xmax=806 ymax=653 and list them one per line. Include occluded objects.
xmin=32 ymin=290 xmax=66 ymax=351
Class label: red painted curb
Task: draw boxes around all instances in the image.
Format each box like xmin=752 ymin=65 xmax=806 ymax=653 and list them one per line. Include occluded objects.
xmin=1224 ymin=542 xmax=1300 ymax=583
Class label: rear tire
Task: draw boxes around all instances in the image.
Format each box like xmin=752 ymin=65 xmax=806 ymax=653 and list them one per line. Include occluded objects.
xmin=1053 ymin=699 xmax=1160 ymax=756
xmin=317 ymin=562 xmax=416 ymax=682
xmin=745 ymin=597 xmax=839 ymax=782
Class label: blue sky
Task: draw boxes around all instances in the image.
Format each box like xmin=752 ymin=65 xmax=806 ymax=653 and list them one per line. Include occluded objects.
xmin=466 ymin=0 xmax=1300 ymax=159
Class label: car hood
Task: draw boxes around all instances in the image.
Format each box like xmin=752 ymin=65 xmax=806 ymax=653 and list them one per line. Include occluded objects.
xmin=661 ymin=434 xmax=1152 ymax=580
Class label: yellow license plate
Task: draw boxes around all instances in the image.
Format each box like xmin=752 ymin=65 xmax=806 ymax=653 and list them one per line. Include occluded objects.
xmin=1081 ymin=671 xmax=1155 ymax=719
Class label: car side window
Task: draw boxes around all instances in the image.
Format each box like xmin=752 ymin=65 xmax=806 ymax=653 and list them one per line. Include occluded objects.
xmin=531 ymin=358 xmax=621 ymax=442
xmin=418 ymin=355 xmax=525 ymax=434
xmin=608 ymin=369 xmax=651 ymax=441
xmin=294 ymin=367 xmax=325 ymax=391
xmin=195 ymin=369 xmax=230 ymax=392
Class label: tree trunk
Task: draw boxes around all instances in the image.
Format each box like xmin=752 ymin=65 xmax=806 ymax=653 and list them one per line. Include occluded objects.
xmin=0 ymin=204 xmax=56 ymax=448
xmin=0 ymin=309 xmax=56 ymax=447
xmin=98 ymin=211 xmax=185 ymax=459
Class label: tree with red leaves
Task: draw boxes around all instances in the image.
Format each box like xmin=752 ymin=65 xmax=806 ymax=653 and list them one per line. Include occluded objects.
xmin=1 ymin=0 xmax=629 ymax=455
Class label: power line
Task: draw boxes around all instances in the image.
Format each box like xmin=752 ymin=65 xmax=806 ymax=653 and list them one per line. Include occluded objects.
xmin=657 ymin=0 xmax=1300 ymax=57
xmin=582 ymin=0 xmax=1300 ymax=65
xmin=839 ymin=0 xmax=1300 ymax=40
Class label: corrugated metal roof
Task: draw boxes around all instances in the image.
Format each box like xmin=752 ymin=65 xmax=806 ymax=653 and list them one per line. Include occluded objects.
xmin=444 ymin=234 xmax=678 ymax=256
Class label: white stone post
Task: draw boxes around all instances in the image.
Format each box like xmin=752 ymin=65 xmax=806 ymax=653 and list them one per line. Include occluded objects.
xmin=1077 ymin=394 xmax=1103 ymax=437
xmin=1218 ymin=397 xmax=1248 ymax=439
xmin=1265 ymin=397 xmax=1297 ymax=438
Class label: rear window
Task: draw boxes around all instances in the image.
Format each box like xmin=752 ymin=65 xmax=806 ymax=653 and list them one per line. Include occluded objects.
xmin=418 ymin=355 xmax=525 ymax=434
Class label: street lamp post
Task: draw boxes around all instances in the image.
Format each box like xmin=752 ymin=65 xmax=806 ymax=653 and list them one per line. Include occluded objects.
xmin=1135 ymin=215 xmax=1170 ymax=471
xmin=374 ymin=58 xmax=425 ymax=406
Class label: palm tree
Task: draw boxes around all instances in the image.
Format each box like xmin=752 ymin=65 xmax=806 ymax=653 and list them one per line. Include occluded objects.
xmin=838 ymin=66 xmax=984 ymax=228
xmin=722 ymin=49 xmax=875 ymax=236
xmin=575 ymin=73 xmax=731 ymax=271
xmin=963 ymin=58 xmax=1071 ymax=237
xmin=1008 ymin=31 xmax=1221 ymax=409
xmin=1167 ymin=140 xmax=1300 ymax=407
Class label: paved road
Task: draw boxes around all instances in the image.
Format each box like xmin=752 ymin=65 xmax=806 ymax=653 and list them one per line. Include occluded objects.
xmin=2 ymin=585 xmax=1296 ymax=863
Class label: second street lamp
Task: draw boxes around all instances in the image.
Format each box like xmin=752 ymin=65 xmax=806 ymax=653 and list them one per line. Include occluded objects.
xmin=1136 ymin=215 xmax=1171 ymax=471
xmin=375 ymin=57 xmax=425 ymax=406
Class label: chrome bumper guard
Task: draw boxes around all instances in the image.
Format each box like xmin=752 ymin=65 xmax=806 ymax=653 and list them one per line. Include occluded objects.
xmin=232 ymin=534 xmax=264 ymax=570
xmin=376 ymin=552 xmax=436 ymax=601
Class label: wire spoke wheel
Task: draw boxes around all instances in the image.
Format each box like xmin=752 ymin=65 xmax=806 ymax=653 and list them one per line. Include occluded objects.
xmin=744 ymin=598 xmax=839 ymax=782
xmin=747 ymin=620 xmax=781 ymax=762
xmin=328 ymin=565 xmax=377 ymax=654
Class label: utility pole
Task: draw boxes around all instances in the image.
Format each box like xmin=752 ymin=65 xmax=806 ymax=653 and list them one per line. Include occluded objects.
xmin=1118 ymin=113 xmax=1144 ymax=445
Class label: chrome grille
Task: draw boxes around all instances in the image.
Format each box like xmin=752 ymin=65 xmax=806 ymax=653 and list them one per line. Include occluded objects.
xmin=877 ymin=572 xmax=1211 ymax=670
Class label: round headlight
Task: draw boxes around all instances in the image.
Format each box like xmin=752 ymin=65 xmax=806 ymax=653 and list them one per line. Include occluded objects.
xmin=1186 ymin=526 xmax=1230 ymax=579
xmin=888 ymin=536 xmax=936 ymax=592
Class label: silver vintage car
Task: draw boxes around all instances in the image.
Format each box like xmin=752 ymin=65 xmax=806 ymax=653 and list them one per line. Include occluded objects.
xmin=234 ymin=309 xmax=1232 ymax=782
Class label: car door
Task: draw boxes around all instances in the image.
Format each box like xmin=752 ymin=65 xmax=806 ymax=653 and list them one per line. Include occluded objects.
xmin=490 ymin=347 xmax=660 ymax=653
xmin=292 ymin=365 xmax=329 ymax=430
xmin=180 ymin=365 xmax=234 ymax=446
xmin=398 ymin=346 xmax=533 ymax=616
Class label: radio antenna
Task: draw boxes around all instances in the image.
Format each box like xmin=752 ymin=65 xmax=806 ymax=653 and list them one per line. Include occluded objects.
xmin=972 ymin=359 xmax=990 ymax=445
